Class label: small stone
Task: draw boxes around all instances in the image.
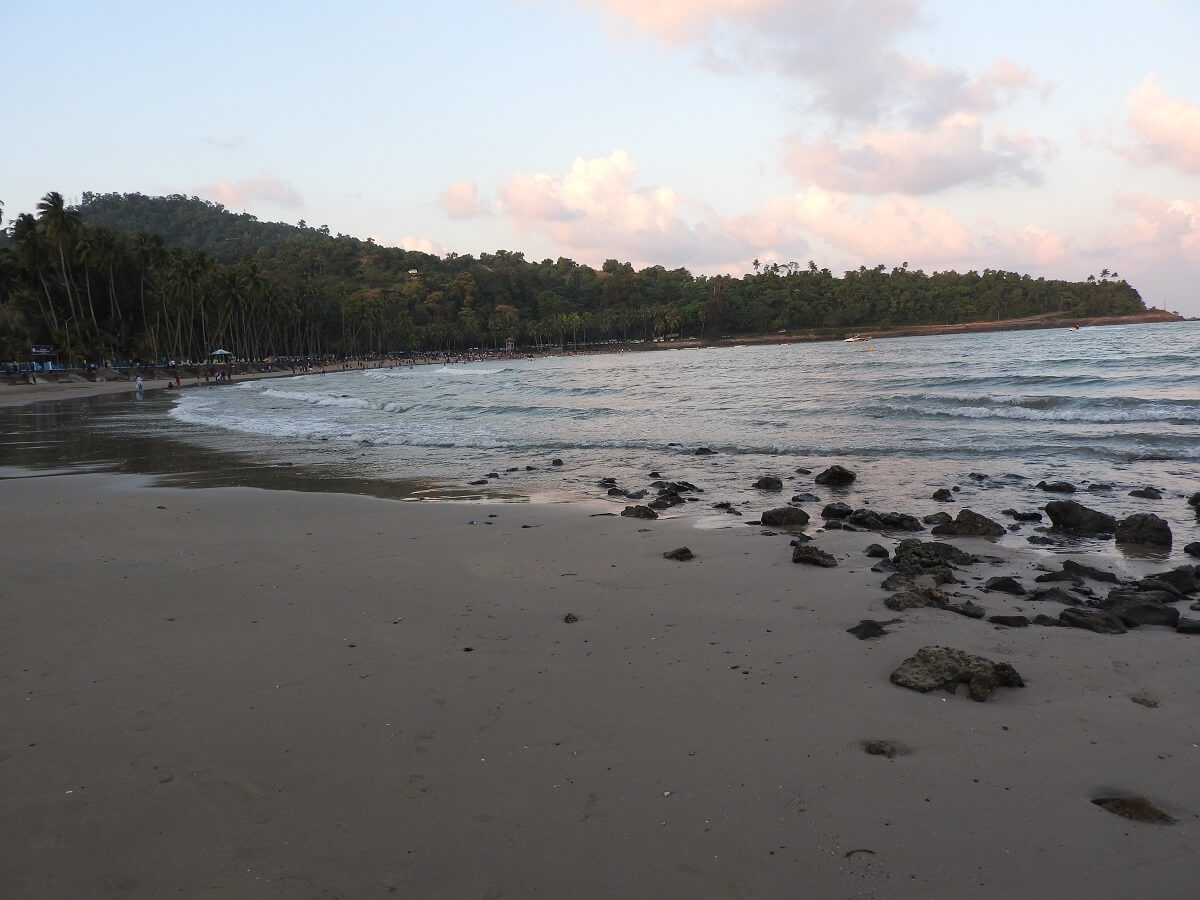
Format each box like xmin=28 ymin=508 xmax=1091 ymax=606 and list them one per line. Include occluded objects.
xmin=663 ymin=547 xmax=694 ymax=561
xmin=792 ymin=545 xmax=838 ymax=567
xmin=695 ymin=447 xmax=715 ymax=455
xmin=621 ymin=505 xmax=658 ymax=519
xmin=754 ymin=475 xmax=784 ymax=491
xmin=932 ymin=488 xmax=953 ymax=502
xmin=984 ymin=576 xmax=1026 ymax=595
xmin=847 ymin=619 xmax=899 ymax=640
xmin=1091 ymin=797 xmax=1175 ymax=824
xmin=864 ymin=543 xmax=890 ymax=559
xmin=862 ymin=740 xmax=905 ymax=758
xmin=988 ymin=615 xmax=1030 ymax=627
xmin=814 ymin=464 xmax=856 ymax=486
xmin=563 ymin=613 xmax=579 ymax=624
xmin=1130 ymin=695 xmax=1158 ymax=708
xmin=551 ymin=458 xmax=564 ymax=466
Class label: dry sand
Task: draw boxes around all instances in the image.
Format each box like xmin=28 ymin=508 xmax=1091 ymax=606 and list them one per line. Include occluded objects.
xmin=1 ymin=471 xmax=1197 ymax=899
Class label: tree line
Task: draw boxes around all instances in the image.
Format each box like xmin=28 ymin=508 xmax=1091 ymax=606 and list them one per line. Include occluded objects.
xmin=0 ymin=191 xmax=1147 ymax=364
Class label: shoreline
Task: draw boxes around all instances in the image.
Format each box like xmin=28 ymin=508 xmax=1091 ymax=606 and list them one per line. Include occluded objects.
xmin=2 ymin=466 xmax=1199 ymax=897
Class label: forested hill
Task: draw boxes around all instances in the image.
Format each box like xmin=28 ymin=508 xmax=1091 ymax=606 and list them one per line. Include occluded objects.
xmin=0 ymin=190 xmax=1150 ymax=365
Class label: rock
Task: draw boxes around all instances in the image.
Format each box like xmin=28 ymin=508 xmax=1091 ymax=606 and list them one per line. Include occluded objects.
xmin=468 ymin=479 xmax=488 ymax=485
xmin=1032 ymin=613 xmax=1068 ymax=626
xmin=662 ymin=547 xmax=694 ymax=561
xmin=1044 ymin=500 xmax=1117 ymax=535
xmin=1091 ymin=797 xmax=1175 ymax=825
xmin=984 ymin=576 xmax=1026 ymax=595
xmin=1141 ymin=566 xmax=1200 ymax=595
xmin=932 ymin=488 xmax=954 ymax=502
xmin=845 ymin=508 xmax=924 ymax=532
xmin=871 ymin=559 xmax=897 ymax=573
xmin=1175 ymin=618 xmax=1200 ymax=634
xmin=1087 ymin=483 xmax=1113 ymax=492
xmin=989 ymin=615 xmax=1030 ymax=627
xmin=625 ymin=489 xmax=647 ymax=500
xmin=889 ymin=646 xmax=1024 ymax=702
xmin=1027 ymin=535 xmax=1058 ymax=546
xmin=761 ymin=507 xmax=810 ymax=529
xmin=864 ymin=543 xmax=890 ymax=559
xmin=885 ymin=590 xmax=944 ymax=612
xmin=1115 ymin=513 xmax=1172 ymax=546
xmin=695 ymin=447 xmax=715 ymax=455
xmin=1129 ymin=487 xmax=1163 ymax=499
xmin=1184 ymin=542 xmax=1200 ymax=558
xmin=1107 ymin=599 xmax=1179 ymax=628
xmin=607 ymin=487 xmax=628 ymax=496
xmin=1028 ymin=587 xmax=1084 ymax=605
xmin=1034 ymin=569 xmax=1079 ymax=584
xmin=945 ymin=600 xmax=988 ymax=620
xmin=1062 ymin=559 xmax=1120 ymax=583
xmin=1131 ymin=695 xmax=1158 ymax=708
xmin=823 ymin=519 xmax=855 ymax=531
xmin=815 ymin=464 xmax=856 ymax=486
xmin=791 ymin=492 xmax=821 ymax=503
xmin=1059 ymin=607 xmax=1126 ymax=635
xmin=892 ymin=539 xmax=976 ymax=574
xmin=930 ymin=509 xmax=1006 ymax=538
xmin=551 ymin=458 xmax=564 ymax=466
xmin=754 ymin=475 xmax=784 ymax=491
xmin=822 ymin=502 xmax=852 ymax=519
xmin=922 ymin=511 xmax=953 ymax=526
xmin=861 ymin=740 xmax=903 ymax=758
xmin=847 ymin=619 xmax=901 ymax=640
xmin=1002 ymin=508 xmax=1043 ymax=522
xmin=621 ymin=505 xmax=658 ymax=519
xmin=1037 ymin=480 xmax=1077 ymax=493
xmin=795 ymin=467 xmax=812 ymax=475
xmin=563 ymin=613 xmax=579 ymax=624
xmin=968 ymin=472 xmax=989 ymax=481
xmin=792 ymin=545 xmax=838 ymax=567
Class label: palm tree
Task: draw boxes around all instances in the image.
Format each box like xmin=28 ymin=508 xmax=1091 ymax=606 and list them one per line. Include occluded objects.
xmin=36 ymin=192 xmax=84 ymax=333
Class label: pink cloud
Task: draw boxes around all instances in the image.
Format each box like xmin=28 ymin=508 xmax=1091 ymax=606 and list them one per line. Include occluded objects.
xmin=438 ymin=180 xmax=492 ymax=219
xmin=198 ymin=173 xmax=303 ymax=210
xmin=783 ymin=113 xmax=1051 ymax=194
xmin=1123 ymin=74 xmax=1200 ymax=174
xmin=496 ymin=150 xmax=755 ymax=267
xmin=1111 ymin=192 xmax=1200 ymax=263
xmin=577 ymin=0 xmax=781 ymax=42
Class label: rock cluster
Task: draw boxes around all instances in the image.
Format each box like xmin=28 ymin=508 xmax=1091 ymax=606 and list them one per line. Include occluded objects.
xmin=890 ymin=646 xmax=1024 ymax=702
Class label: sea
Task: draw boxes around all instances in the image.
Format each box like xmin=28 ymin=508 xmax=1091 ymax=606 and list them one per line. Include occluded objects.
xmin=3 ymin=321 xmax=1198 ymax=559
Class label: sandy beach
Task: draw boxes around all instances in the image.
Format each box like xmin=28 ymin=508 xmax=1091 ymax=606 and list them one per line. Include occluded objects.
xmin=2 ymin=466 xmax=1197 ymax=899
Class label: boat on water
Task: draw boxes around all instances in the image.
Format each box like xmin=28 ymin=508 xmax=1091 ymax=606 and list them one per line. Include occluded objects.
xmin=844 ymin=334 xmax=869 ymax=343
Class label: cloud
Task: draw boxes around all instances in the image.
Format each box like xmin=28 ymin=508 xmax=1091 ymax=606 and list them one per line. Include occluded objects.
xmin=577 ymin=0 xmax=781 ymax=42
xmin=198 ymin=173 xmax=303 ymax=210
xmin=1123 ymin=74 xmax=1200 ymax=174
xmin=783 ymin=113 xmax=1051 ymax=194
xmin=398 ymin=235 xmax=441 ymax=255
xmin=438 ymin=180 xmax=492 ymax=219
xmin=1111 ymin=192 xmax=1200 ymax=263
xmin=497 ymin=149 xmax=755 ymax=267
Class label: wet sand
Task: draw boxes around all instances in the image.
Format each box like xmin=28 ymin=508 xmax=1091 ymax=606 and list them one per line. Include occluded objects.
xmin=2 ymin=470 xmax=1197 ymax=898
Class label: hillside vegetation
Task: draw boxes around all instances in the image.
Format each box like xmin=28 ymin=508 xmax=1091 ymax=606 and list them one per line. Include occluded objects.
xmin=0 ymin=191 xmax=1148 ymax=363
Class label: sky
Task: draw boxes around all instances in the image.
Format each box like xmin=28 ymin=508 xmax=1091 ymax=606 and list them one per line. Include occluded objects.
xmin=3 ymin=0 xmax=1199 ymax=314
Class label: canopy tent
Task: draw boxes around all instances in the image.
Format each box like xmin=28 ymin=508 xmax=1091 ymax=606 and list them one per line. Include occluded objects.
xmin=210 ymin=349 xmax=232 ymax=356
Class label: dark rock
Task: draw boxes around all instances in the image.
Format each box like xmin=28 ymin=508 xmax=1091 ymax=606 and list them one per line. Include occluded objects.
xmin=484 ymin=472 xmax=500 ymax=479
xmin=889 ymin=646 xmax=1024 ymax=702
xmin=1108 ymin=599 xmax=1179 ymax=628
xmin=847 ymin=619 xmax=901 ymax=640
xmin=989 ymin=615 xmax=1030 ymax=627
xmin=892 ymin=539 xmax=976 ymax=574
xmin=871 ymin=559 xmax=898 ymax=573
xmin=468 ymin=479 xmax=489 ymax=485
xmin=1062 ymin=559 xmax=1120 ymax=583
xmin=1091 ymin=797 xmax=1175 ymax=824
xmin=1175 ymin=618 xmax=1200 ymax=634
xmin=1034 ymin=569 xmax=1079 ymax=584
xmin=932 ymin=488 xmax=954 ymax=502
xmin=551 ymin=458 xmax=564 ymax=466
xmin=563 ymin=613 xmax=579 ymax=624
xmin=846 ymin=508 xmax=924 ymax=532
xmin=1028 ymin=587 xmax=1084 ymax=605
xmin=621 ymin=505 xmax=658 ymax=519
xmin=1102 ymin=588 xmax=1181 ymax=607
xmin=625 ymin=489 xmax=647 ymax=500
xmin=713 ymin=501 xmax=732 ymax=509
xmin=945 ymin=600 xmax=988 ymax=620
xmin=598 ymin=477 xmax=617 ymax=486
xmin=607 ymin=487 xmax=628 ymax=496
xmin=694 ymin=447 xmax=715 ymax=455
xmin=922 ymin=511 xmax=953 ymax=526
xmin=930 ymin=508 xmax=1006 ymax=538
xmin=1044 ymin=500 xmax=1117 ymax=535
xmin=1059 ymin=607 xmax=1126 ymax=635
xmin=1027 ymin=535 xmax=1058 ymax=546
xmin=885 ymin=590 xmax=942 ymax=611
xmin=1188 ymin=491 xmax=1200 ymax=509
xmin=822 ymin=502 xmax=852 ymax=519
xmin=864 ymin=543 xmax=890 ymax=559
xmin=862 ymin=740 xmax=905 ymax=758
xmin=1002 ymin=508 xmax=1043 ymax=522
xmin=791 ymin=492 xmax=821 ymax=503
xmin=792 ymin=545 xmax=838 ymax=567
xmin=762 ymin=507 xmax=811 ymax=529
xmin=1115 ymin=513 xmax=1172 ymax=546
xmin=1086 ymin=483 xmax=1113 ymax=492
xmin=1141 ymin=566 xmax=1200 ymax=595
xmin=823 ymin=519 xmax=855 ymax=531
xmin=984 ymin=576 xmax=1026 ymax=595
xmin=1129 ymin=487 xmax=1163 ymax=500
xmin=1131 ymin=695 xmax=1158 ymax=708
xmin=815 ymin=464 xmax=857 ymax=486
xmin=1033 ymin=613 xmax=1068 ymax=626
xmin=649 ymin=494 xmax=683 ymax=510
xmin=648 ymin=471 xmax=661 ymax=478
xmin=1183 ymin=542 xmax=1200 ymax=558
xmin=662 ymin=547 xmax=695 ymax=561
xmin=1037 ymin=479 xmax=1077 ymax=493
xmin=795 ymin=467 xmax=812 ymax=475
xmin=754 ymin=475 xmax=784 ymax=491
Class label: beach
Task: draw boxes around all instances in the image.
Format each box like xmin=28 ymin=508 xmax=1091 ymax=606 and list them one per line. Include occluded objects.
xmin=2 ymin=466 xmax=1198 ymax=899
